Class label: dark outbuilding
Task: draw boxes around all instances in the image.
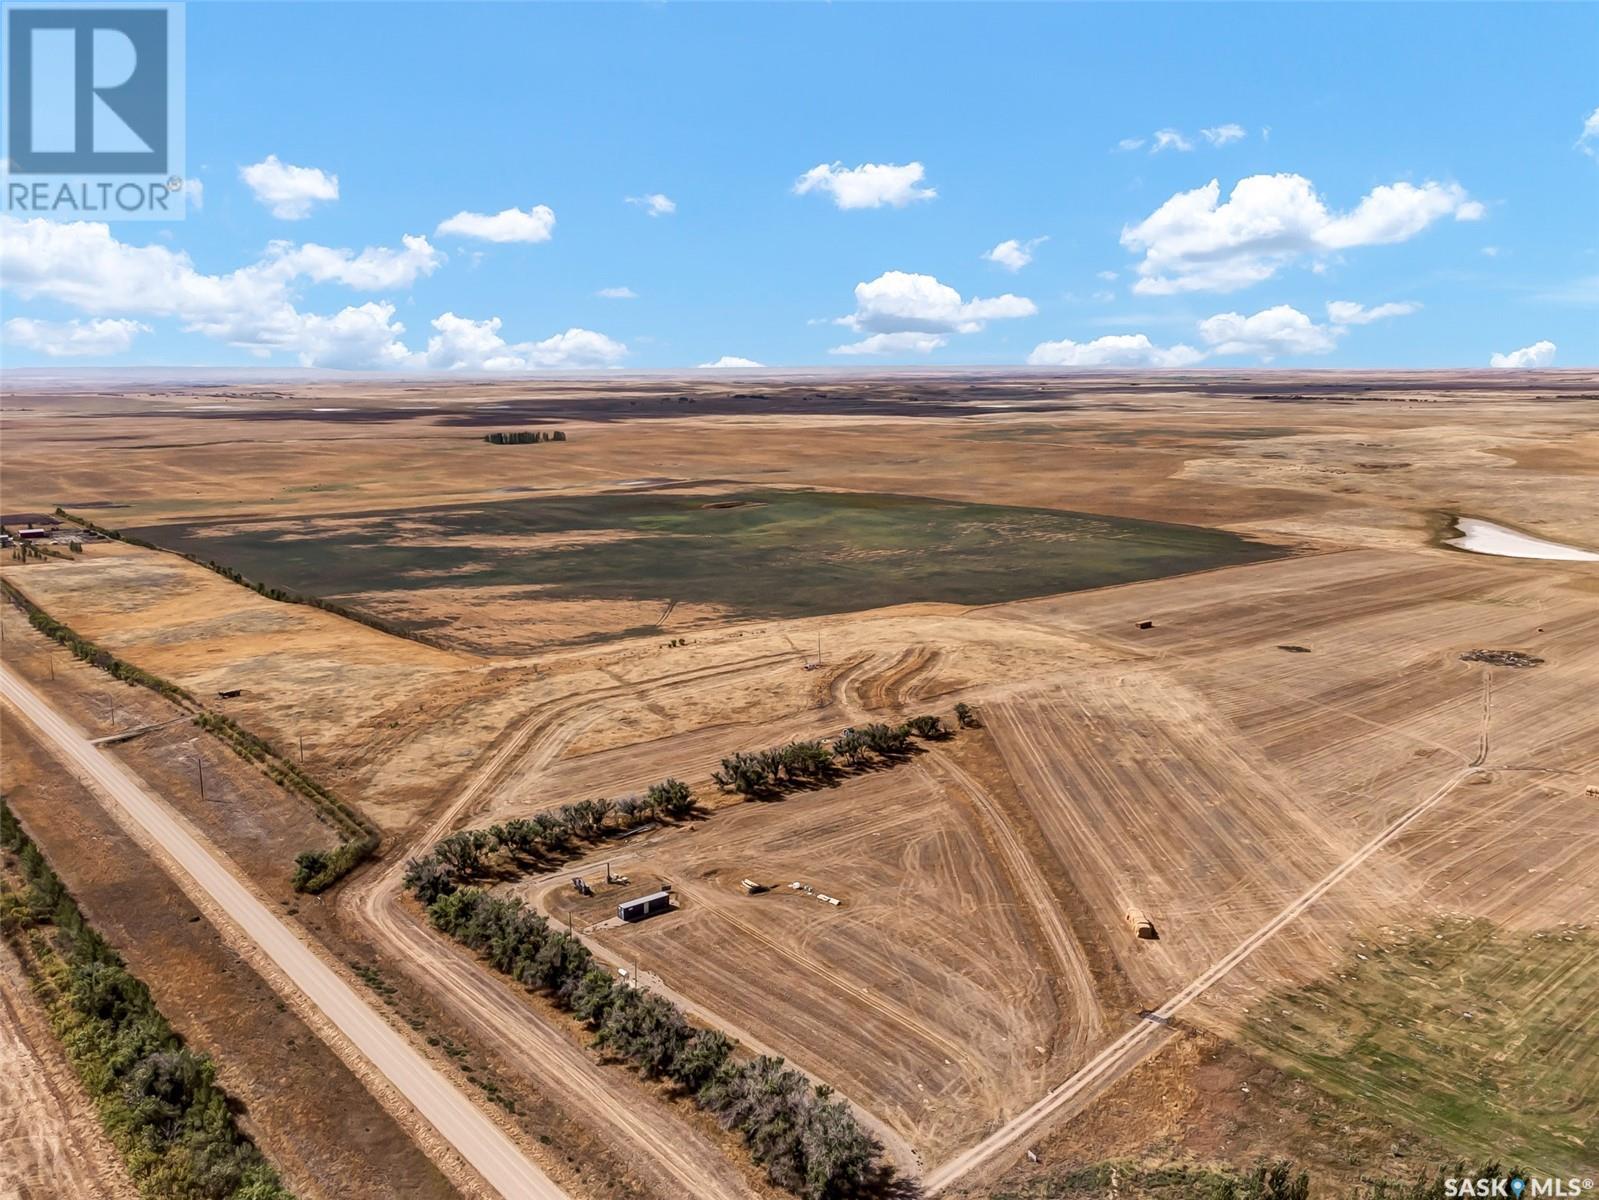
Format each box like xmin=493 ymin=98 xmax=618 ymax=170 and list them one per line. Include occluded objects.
xmin=617 ymin=890 xmax=672 ymax=922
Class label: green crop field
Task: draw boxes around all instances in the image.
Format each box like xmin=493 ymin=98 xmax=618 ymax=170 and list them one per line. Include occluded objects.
xmin=1239 ymin=917 xmax=1598 ymax=1176
xmin=126 ymin=487 xmax=1289 ymax=641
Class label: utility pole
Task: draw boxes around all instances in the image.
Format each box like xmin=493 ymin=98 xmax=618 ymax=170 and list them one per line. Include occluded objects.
xmin=298 ymin=733 xmax=305 ymax=764
xmin=185 ymin=744 xmax=206 ymax=800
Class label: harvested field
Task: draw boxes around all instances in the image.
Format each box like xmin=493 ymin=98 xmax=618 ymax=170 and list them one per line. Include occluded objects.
xmin=1 ymin=371 xmax=1595 ymax=1194
xmin=535 ymin=766 xmax=1064 ymax=1166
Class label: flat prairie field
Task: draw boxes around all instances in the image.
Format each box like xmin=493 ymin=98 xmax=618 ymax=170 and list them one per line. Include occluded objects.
xmin=123 ymin=487 xmax=1289 ymax=650
xmin=2 ymin=370 xmax=1596 ymax=1192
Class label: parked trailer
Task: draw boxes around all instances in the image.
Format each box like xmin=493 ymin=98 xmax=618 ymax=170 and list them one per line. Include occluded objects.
xmin=618 ymin=890 xmax=673 ymax=922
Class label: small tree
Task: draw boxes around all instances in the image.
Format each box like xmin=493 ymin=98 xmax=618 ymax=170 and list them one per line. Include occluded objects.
xmin=671 ymin=1028 xmax=733 ymax=1093
xmin=831 ymin=727 xmax=870 ymax=766
xmin=905 ymin=714 xmax=949 ymax=740
xmin=646 ymin=778 xmax=695 ymax=818
xmin=434 ymin=829 xmax=492 ymax=879
xmin=953 ymin=701 xmax=979 ymax=728
xmin=572 ymin=968 xmax=620 ymax=1029
xmin=403 ymin=853 xmax=456 ymax=903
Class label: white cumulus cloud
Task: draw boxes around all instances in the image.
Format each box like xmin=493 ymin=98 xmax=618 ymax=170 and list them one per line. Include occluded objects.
xmin=284 ymin=302 xmax=415 ymax=370
xmin=424 ymin=313 xmax=627 ymax=371
xmin=596 ymin=286 xmax=638 ymax=299
xmin=436 ymin=205 xmax=555 ymax=244
xmin=982 ymin=236 xmax=1047 ymax=272
xmin=1121 ymin=174 xmax=1482 ymax=294
xmin=1198 ymin=304 xmax=1338 ymax=359
xmin=1325 ymin=299 xmax=1420 ymax=326
xmin=263 ymin=235 xmax=443 ymax=290
xmin=1027 ymin=333 xmax=1203 ymax=368
xmin=794 ymin=162 xmax=936 ymax=210
xmin=626 ymin=193 xmax=676 ymax=217
xmin=239 ymin=154 xmax=339 ymax=219
xmin=0 ymin=216 xmax=437 ymax=368
xmin=1490 ymin=340 xmax=1556 ymax=369
xmin=3 ymin=316 xmax=149 ymax=357
xmin=0 ymin=216 xmax=436 ymax=332
xmin=838 ymin=270 xmax=1035 ymax=337
xmin=1151 ymin=129 xmax=1194 ymax=153
xmin=830 ymin=331 xmax=948 ymax=357
xmin=697 ymin=355 xmax=764 ymax=369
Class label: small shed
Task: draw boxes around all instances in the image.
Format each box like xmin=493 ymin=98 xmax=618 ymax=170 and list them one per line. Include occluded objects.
xmin=1135 ymin=620 xmax=1155 ymax=631
xmin=618 ymin=890 xmax=673 ymax=922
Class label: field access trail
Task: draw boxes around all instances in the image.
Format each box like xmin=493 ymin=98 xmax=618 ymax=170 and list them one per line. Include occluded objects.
xmin=922 ymin=669 xmax=1497 ymax=1192
xmin=0 ymin=663 xmax=565 ymax=1200
xmin=344 ymin=662 xmax=773 ymax=1200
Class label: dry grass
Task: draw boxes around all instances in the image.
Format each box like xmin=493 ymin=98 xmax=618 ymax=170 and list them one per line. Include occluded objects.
xmin=2 ymin=371 xmax=1595 ymax=1187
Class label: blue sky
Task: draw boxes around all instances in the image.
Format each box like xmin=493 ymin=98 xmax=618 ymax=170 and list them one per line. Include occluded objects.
xmin=2 ymin=1 xmax=1595 ymax=370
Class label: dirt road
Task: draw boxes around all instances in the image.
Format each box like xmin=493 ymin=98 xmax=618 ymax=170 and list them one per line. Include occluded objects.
xmin=0 ymin=663 xmax=564 ymax=1200
xmin=345 ymin=681 xmax=762 ymax=1200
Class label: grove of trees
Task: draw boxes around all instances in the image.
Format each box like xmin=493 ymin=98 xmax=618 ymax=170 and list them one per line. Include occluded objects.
xmin=711 ymin=717 xmax=949 ymax=800
xmin=1 ymin=800 xmax=293 ymax=1200
xmin=426 ymin=885 xmax=888 ymax=1199
xmin=483 ymin=430 xmax=566 ymax=444
xmin=404 ymin=778 xmax=698 ymax=902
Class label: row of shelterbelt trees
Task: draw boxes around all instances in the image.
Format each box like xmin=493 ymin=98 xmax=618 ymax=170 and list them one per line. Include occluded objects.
xmin=483 ymin=430 xmax=566 ymax=444
xmin=710 ymin=715 xmax=950 ymax=799
xmin=3 ymin=578 xmax=379 ymax=897
xmin=402 ymin=713 xmax=976 ymax=1196
xmin=0 ymin=799 xmax=295 ymax=1200
xmin=425 ymin=885 xmax=893 ymax=1199
xmin=403 ymin=778 xmax=696 ymax=903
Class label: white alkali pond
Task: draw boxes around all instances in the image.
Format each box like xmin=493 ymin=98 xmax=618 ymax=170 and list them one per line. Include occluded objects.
xmin=1446 ymin=517 xmax=1599 ymax=562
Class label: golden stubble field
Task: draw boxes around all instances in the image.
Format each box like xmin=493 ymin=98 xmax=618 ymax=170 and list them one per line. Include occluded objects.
xmin=2 ymin=369 xmax=1596 ymax=1190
